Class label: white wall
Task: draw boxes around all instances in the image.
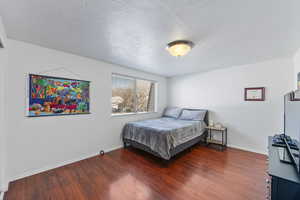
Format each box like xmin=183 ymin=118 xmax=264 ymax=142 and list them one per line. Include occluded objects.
xmin=294 ymin=48 xmax=300 ymax=89
xmin=168 ymin=58 xmax=294 ymax=154
xmin=0 ymin=17 xmax=8 ymax=192
xmin=4 ymin=39 xmax=167 ymax=183
xmin=0 ymin=49 xmax=7 ymax=192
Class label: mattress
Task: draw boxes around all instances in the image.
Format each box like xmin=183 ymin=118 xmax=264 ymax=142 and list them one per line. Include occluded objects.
xmin=122 ymin=117 xmax=207 ymax=160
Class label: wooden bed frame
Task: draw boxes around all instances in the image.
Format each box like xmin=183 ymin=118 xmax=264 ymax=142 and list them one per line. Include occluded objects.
xmin=123 ymin=110 xmax=209 ymax=161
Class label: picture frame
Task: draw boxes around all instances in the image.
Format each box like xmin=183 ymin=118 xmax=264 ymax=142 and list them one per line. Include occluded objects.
xmin=244 ymin=87 xmax=265 ymax=101
xmin=291 ymin=72 xmax=300 ymax=101
xmin=290 ymin=91 xmax=300 ymax=101
xmin=28 ymin=74 xmax=90 ymax=117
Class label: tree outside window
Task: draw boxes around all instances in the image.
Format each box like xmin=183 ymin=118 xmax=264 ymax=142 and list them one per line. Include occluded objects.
xmin=112 ymin=74 xmax=156 ymax=114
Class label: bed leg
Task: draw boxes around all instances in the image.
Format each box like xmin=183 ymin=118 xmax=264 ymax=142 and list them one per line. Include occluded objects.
xmin=204 ymin=131 xmax=209 ymax=145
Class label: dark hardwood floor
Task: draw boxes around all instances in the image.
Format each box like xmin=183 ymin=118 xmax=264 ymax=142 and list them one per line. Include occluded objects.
xmin=5 ymin=145 xmax=267 ymax=200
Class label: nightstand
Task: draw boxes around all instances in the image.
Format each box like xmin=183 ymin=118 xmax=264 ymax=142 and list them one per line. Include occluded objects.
xmin=206 ymin=126 xmax=227 ymax=151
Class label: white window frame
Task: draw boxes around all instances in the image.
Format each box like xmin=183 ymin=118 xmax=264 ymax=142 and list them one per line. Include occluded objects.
xmin=111 ymin=73 xmax=157 ymax=117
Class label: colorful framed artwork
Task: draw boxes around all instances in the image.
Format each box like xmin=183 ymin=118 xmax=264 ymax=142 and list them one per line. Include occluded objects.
xmin=244 ymin=87 xmax=265 ymax=101
xmin=28 ymin=74 xmax=90 ymax=117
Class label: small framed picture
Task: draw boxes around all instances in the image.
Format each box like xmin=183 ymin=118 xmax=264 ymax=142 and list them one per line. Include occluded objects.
xmin=290 ymin=91 xmax=300 ymax=101
xmin=244 ymin=87 xmax=265 ymax=101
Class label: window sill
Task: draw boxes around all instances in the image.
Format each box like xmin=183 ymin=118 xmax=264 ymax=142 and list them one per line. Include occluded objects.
xmin=111 ymin=112 xmax=158 ymax=118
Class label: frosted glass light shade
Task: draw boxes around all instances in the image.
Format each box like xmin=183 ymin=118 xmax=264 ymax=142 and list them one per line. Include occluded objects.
xmin=166 ymin=40 xmax=194 ymax=57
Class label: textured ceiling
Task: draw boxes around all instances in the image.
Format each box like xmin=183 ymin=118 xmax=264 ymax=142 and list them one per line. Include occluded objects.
xmin=0 ymin=0 xmax=300 ymax=77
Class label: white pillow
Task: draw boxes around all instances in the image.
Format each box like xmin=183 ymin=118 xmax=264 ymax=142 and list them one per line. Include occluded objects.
xmin=179 ymin=109 xmax=207 ymax=121
xmin=163 ymin=107 xmax=182 ymax=118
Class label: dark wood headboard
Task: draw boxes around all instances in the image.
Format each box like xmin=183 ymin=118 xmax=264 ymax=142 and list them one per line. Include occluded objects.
xmin=204 ymin=110 xmax=209 ymax=125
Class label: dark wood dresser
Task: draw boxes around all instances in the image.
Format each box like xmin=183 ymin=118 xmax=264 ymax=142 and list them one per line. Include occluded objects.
xmin=267 ymin=136 xmax=300 ymax=200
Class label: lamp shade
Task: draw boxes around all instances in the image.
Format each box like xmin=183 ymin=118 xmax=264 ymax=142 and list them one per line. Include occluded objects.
xmin=166 ymin=40 xmax=194 ymax=57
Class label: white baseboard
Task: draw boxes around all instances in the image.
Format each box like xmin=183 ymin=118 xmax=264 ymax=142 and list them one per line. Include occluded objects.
xmin=0 ymin=182 xmax=9 ymax=192
xmin=228 ymin=144 xmax=267 ymax=155
xmin=105 ymin=145 xmax=123 ymax=153
xmin=10 ymin=145 xmax=123 ymax=182
xmin=0 ymin=192 xmax=4 ymax=200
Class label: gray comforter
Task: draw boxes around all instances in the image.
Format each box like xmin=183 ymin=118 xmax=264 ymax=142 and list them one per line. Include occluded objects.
xmin=122 ymin=117 xmax=207 ymax=160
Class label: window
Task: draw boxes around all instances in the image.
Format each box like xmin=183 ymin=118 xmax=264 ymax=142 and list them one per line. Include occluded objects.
xmin=112 ymin=74 xmax=156 ymax=115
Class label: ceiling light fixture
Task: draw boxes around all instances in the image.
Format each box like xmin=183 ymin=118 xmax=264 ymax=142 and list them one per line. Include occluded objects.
xmin=166 ymin=40 xmax=194 ymax=57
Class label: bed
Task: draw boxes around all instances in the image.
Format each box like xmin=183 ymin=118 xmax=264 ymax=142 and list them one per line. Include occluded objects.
xmin=122 ymin=108 xmax=208 ymax=161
